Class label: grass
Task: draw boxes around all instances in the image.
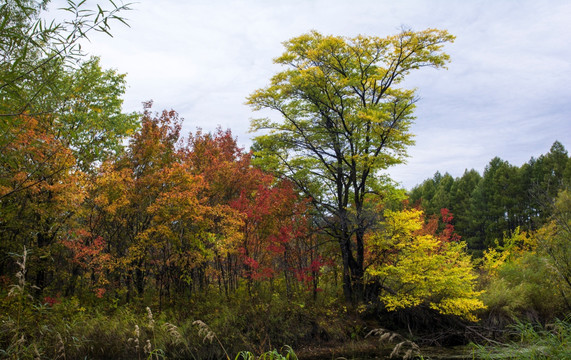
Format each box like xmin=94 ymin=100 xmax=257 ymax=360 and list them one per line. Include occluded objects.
xmin=0 ymin=250 xmax=308 ymax=359
xmin=0 ymin=281 xmax=310 ymax=360
xmin=0 ymin=300 xmax=303 ymax=360
xmin=471 ymin=318 xmax=571 ymax=359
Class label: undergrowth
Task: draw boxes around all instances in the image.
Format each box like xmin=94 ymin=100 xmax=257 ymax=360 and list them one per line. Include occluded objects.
xmin=0 ymin=271 xmax=330 ymax=359
xmin=471 ymin=318 xmax=571 ymax=359
xmin=0 ymin=298 xmax=307 ymax=360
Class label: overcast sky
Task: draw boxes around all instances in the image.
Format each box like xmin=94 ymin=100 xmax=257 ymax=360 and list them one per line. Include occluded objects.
xmin=50 ymin=0 xmax=571 ymax=189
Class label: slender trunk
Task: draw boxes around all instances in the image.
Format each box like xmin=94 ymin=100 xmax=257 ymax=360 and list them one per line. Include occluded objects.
xmin=339 ymin=234 xmax=354 ymax=303
xmin=158 ymin=272 xmax=163 ymax=312
xmin=339 ymin=232 xmax=365 ymax=304
xmin=35 ymin=231 xmax=51 ymax=295
xmin=284 ymin=247 xmax=292 ymax=298
xmin=135 ymin=265 xmax=145 ymax=295
xmin=354 ymin=228 xmax=366 ymax=301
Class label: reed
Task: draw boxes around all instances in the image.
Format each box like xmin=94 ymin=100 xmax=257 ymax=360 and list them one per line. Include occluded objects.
xmin=472 ymin=318 xmax=571 ymax=359
xmin=194 ymin=320 xmax=231 ymax=360
xmin=366 ymin=328 xmax=421 ymax=360
xmin=235 ymin=345 xmax=298 ymax=360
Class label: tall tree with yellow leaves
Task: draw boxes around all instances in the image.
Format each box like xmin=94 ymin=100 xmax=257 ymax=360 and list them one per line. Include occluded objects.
xmin=248 ymin=28 xmax=454 ymax=302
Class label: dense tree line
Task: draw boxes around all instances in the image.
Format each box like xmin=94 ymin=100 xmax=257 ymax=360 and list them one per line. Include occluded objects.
xmin=409 ymin=141 xmax=571 ymax=255
xmin=1 ymin=3 xmax=481 ymax=321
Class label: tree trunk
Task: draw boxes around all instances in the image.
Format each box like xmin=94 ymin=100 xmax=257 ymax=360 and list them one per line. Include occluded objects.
xmin=339 ymin=233 xmax=364 ymax=304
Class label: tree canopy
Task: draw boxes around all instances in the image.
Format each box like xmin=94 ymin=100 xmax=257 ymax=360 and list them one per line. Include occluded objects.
xmin=248 ymin=28 xmax=455 ymax=302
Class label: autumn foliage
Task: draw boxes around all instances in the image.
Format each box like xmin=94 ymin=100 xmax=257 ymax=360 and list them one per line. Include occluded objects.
xmin=2 ymin=90 xmax=568 ymax=360
xmin=0 ymin=24 xmax=487 ymax=331
xmin=365 ymin=207 xmax=484 ymax=320
xmin=0 ymin=103 xmax=486 ymax=325
xmin=3 ymin=10 xmax=570 ymax=358
xmin=5 ymin=104 xmax=323 ymax=306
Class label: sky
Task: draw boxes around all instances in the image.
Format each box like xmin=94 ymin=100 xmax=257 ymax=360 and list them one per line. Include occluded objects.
xmin=49 ymin=0 xmax=571 ymax=189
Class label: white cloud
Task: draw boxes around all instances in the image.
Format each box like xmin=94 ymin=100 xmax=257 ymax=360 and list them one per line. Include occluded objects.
xmin=48 ymin=0 xmax=571 ymax=189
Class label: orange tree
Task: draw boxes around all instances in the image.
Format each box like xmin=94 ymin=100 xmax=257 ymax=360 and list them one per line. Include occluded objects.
xmin=82 ymin=104 xmax=240 ymax=302
xmin=0 ymin=115 xmax=83 ymax=292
